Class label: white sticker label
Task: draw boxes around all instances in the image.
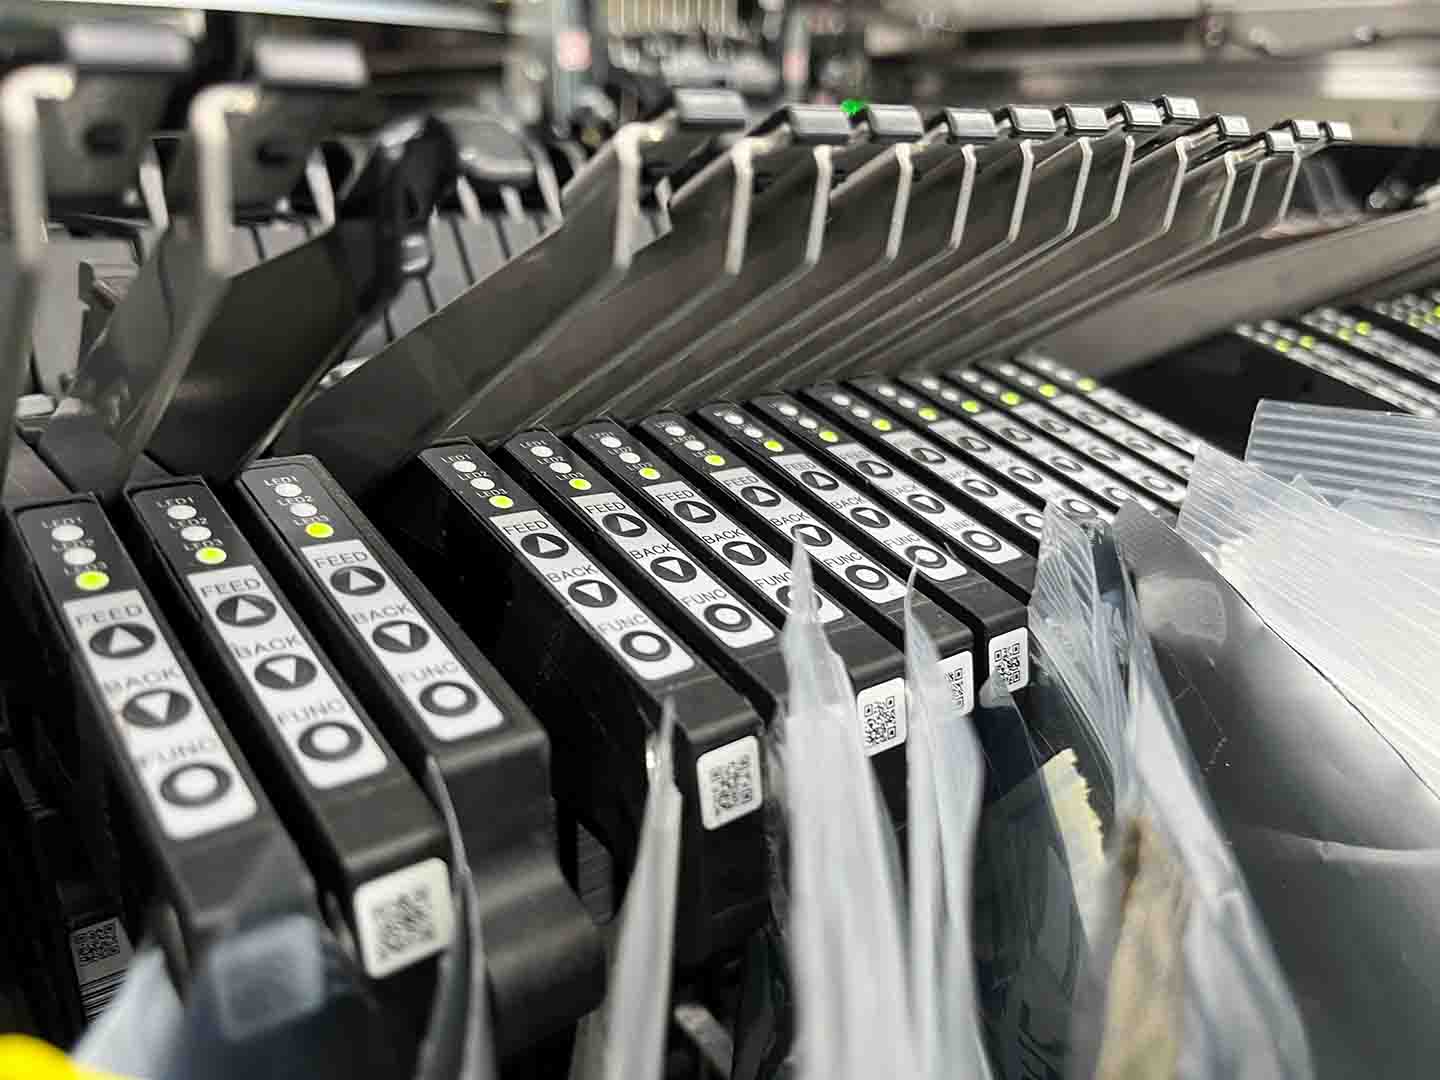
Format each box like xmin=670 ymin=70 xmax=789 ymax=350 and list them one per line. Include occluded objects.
xmin=928 ymin=418 xmax=1108 ymax=522
xmin=188 ymin=565 xmax=389 ymax=790
xmin=857 ymin=676 xmax=908 ymax=756
xmin=353 ymin=856 xmax=454 ymax=979
xmin=70 ymin=917 xmax=133 ymax=1021
xmin=969 ymin=408 xmax=1167 ymax=514
xmin=882 ymin=429 xmax=1045 ymax=539
xmin=701 ymin=470 xmax=908 ymax=604
xmin=769 ymin=454 xmax=970 ymax=583
xmin=1090 ymin=386 xmax=1203 ymax=454
xmin=571 ymin=491 xmax=776 ymax=648
xmin=696 ymin=735 xmax=764 ymax=830
xmin=64 ymin=589 xmax=258 ymax=841
xmin=303 ymin=540 xmax=504 ymax=741
xmin=939 ymin=651 xmax=974 ymax=715
xmin=1014 ymin=402 xmax=1185 ymax=506
xmin=1047 ymin=393 xmax=1193 ymax=478
xmin=491 ymin=510 xmax=695 ymax=681
xmin=825 ymin=442 xmax=1025 ymax=566
xmin=639 ymin=475 xmax=840 ymax=622
xmin=988 ymin=626 xmax=1030 ymax=692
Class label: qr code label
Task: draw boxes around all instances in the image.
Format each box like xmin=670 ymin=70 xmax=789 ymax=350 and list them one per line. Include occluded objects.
xmin=697 ymin=735 xmax=763 ymax=830
xmin=856 ymin=677 xmax=907 ymax=756
xmin=989 ymin=627 xmax=1031 ymax=691
xmin=938 ymin=651 xmax=975 ymax=714
xmin=353 ymin=857 xmax=454 ymax=979
xmin=70 ymin=917 xmax=133 ymax=1021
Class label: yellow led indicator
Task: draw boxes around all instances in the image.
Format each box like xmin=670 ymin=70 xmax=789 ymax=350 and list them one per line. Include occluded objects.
xmin=819 ymin=429 xmax=839 ymax=443
xmin=961 ymin=400 xmax=981 ymax=414
xmin=639 ymin=466 xmax=661 ymax=480
xmin=1356 ymin=321 xmax=1372 ymax=335
xmin=1038 ymin=383 xmax=1059 ymax=398
xmin=488 ymin=494 xmax=514 ymax=509
xmin=195 ymin=546 xmax=227 ymax=565
xmin=763 ymin=438 xmax=784 ymax=452
xmin=1338 ymin=328 xmax=1353 ymax=341
xmin=871 ymin=418 xmax=893 ymax=431
xmin=1076 ymin=377 xmax=1098 ymax=392
xmin=1298 ymin=335 xmax=1316 ymax=349
xmin=704 ymin=453 xmax=726 ymax=466
xmin=1000 ymin=391 xmax=1022 ymax=406
xmin=568 ymin=477 xmax=592 ymax=491
xmin=74 ymin=570 xmax=109 ymax=592
xmin=918 ymin=407 xmax=939 ymax=421
xmin=1275 ymin=339 xmax=1291 ymax=352
xmin=305 ymin=521 xmax=335 ymax=539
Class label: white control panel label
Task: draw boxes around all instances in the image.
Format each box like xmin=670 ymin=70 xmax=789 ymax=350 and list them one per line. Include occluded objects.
xmin=352 ymin=856 xmax=455 ymax=979
xmin=491 ymin=509 xmax=695 ymax=681
xmin=572 ymin=492 xmax=775 ymax=649
xmin=632 ymin=476 xmax=845 ymax=625
xmin=825 ymin=442 xmax=1025 ymax=566
xmin=1090 ymin=386 xmax=1202 ymax=455
xmin=188 ymin=565 xmax=389 ymax=789
xmin=303 ymin=540 xmax=503 ymax=741
xmin=969 ymin=408 xmax=1165 ymax=514
xmin=857 ymin=676 xmax=908 ymax=756
xmin=882 ymin=429 xmax=1045 ymax=539
xmin=928 ymin=418 xmax=1108 ymax=521
xmin=700 ymin=471 xmax=907 ymax=605
xmin=696 ymin=735 xmax=764 ymax=830
xmin=64 ymin=589 xmax=258 ymax=840
xmin=1013 ymin=402 xmax=1185 ymax=505
xmin=770 ymin=454 xmax=969 ymax=583
xmin=1046 ymin=392 xmax=1193 ymax=479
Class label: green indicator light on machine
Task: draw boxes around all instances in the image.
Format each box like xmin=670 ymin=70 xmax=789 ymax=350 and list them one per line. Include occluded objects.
xmin=195 ymin=546 xmax=227 ymax=565
xmin=840 ymin=98 xmax=869 ymax=117
xmin=1356 ymin=321 xmax=1372 ymax=335
xmin=569 ymin=477 xmax=592 ymax=491
xmin=638 ymin=466 xmax=661 ymax=480
xmin=1338 ymin=328 xmax=1353 ymax=341
xmin=961 ymin=400 xmax=981 ymax=414
xmin=871 ymin=418 xmax=893 ymax=431
xmin=763 ymin=439 xmax=784 ymax=452
xmin=1076 ymin=377 xmax=1097 ymax=392
xmin=1275 ymin=339 xmax=1291 ymax=352
xmin=75 ymin=570 xmax=109 ymax=592
xmin=1000 ymin=391 xmax=1021 ymax=406
xmin=1038 ymin=383 xmax=1059 ymax=398
xmin=1298 ymin=335 xmax=1316 ymax=349
xmin=704 ymin=453 xmax=726 ymax=466
xmin=917 ymin=407 xmax=938 ymax=421
xmin=819 ymin=429 xmax=839 ymax=443
xmin=305 ymin=521 xmax=335 ymax=539
xmin=488 ymin=494 xmax=514 ymax=509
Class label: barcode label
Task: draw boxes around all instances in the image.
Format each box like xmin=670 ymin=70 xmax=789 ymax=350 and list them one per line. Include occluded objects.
xmin=696 ymin=736 xmax=763 ymax=830
xmin=856 ymin=677 xmax=907 ymax=755
xmin=70 ymin=917 xmax=133 ymax=1022
xmin=353 ymin=857 xmax=454 ymax=979
xmin=988 ymin=627 xmax=1030 ymax=691
xmin=939 ymin=651 xmax=975 ymax=715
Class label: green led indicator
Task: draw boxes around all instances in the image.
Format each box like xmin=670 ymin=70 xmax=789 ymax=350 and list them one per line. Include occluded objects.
xmin=75 ymin=570 xmax=109 ymax=593
xmin=961 ymin=400 xmax=981 ymax=414
xmin=1275 ymin=339 xmax=1291 ymax=352
xmin=1000 ymin=391 xmax=1022 ymax=406
xmin=305 ymin=521 xmax=335 ymax=540
xmin=819 ymin=429 xmax=839 ymax=443
xmin=871 ymin=418 xmax=893 ymax=431
xmin=918 ymin=407 xmax=939 ymax=421
xmin=1038 ymin=383 xmax=1059 ymax=398
xmin=840 ymin=98 xmax=869 ymax=117
xmin=704 ymin=453 xmax=726 ymax=466
xmin=1298 ymin=335 xmax=1316 ymax=349
xmin=639 ymin=466 xmax=661 ymax=480
xmin=195 ymin=546 xmax=227 ymax=566
xmin=1076 ymin=377 xmax=1097 ymax=392
xmin=763 ymin=439 xmax=784 ymax=452
xmin=488 ymin=494 xmax=514 ymax=509
xmin=568 ymin=477 xmax=592 ymax=491
xmin=1356 ymin=321 xmax=1372 ymax=335
xmin=1338 ymin=328 xmax=1353 ymax=341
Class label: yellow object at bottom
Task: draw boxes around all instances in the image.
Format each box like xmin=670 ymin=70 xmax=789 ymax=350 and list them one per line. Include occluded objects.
xmin=0 ymin=1035 xmax=129 ymax=1080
